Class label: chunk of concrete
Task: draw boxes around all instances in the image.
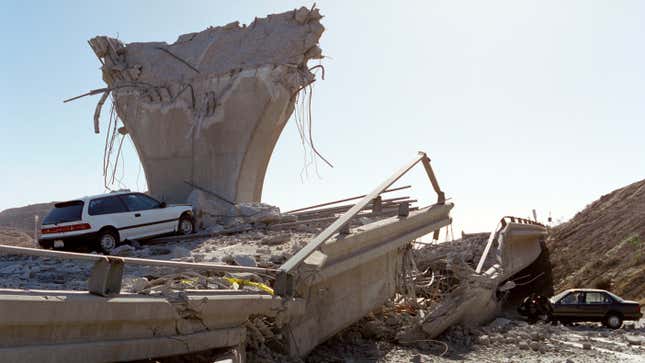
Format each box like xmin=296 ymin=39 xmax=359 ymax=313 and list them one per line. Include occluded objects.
xmin=89 ymin=7 xmax=325 ymax=204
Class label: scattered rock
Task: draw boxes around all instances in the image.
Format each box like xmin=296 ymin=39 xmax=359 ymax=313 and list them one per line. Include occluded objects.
xmin=111 ymin=244 xmax=135 ymax=257
xmin=519 ymin=341 xmax=529 ymax=350
xmin=269 ymin=254 xmax=286 ymax=264
xmin=233 ymin=255 xmax=257 ymax=267
xmin=256 ymin=247 xmax=271 ymax=255
xmin=131 ymin=277 xmax=148 ymax=293
xmin=361 ymin=320 xmax=390 ymax=339
xmin=236 ymin=202 xmax=282 ymax=225
xmin=529 ymin=341 xmax=541 ymax=351
xmin=207 ymin=224 xmax=225 ymax=234
xmin=489 ymin=317 xmax=512 ymax=332
xmin=582 ymin=342 xmax=591 ymax=350
xmin=147 ymin=247 xmax=171 ymax=256
xmin=530 ymin=331 xmax=545 ymax=341
xmin=625 ymin=334 xmax=643 ymax=345
xmin=170 ymin=246 xmax=192 ymax=258
xmin=260 ymin=233 xmax=290 ymax=246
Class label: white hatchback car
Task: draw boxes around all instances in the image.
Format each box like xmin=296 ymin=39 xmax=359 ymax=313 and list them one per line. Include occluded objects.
xmin=38 ymin=191 xmax=194 ymax=253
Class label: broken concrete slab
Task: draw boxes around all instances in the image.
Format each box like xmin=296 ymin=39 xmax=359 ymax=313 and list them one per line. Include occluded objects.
xmin=0 ymin=289 xmax=304 ymax=363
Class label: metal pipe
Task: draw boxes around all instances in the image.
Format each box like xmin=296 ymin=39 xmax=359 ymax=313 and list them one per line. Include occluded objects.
xmin=0 ymin=244 xmax=278 ymax=276
xmin=285 ymin=185 xmax=411 ymax=214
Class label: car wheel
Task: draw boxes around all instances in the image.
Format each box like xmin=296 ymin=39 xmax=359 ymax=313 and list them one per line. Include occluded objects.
xmin=604 ymin=314 xmax=622 ymax=329
xmin=537 ymin=313 xmax=550 ymax=323
xmin=98 ymin=230 xmax=118 ymax=254
xmin=178 ymin=215 xmax=194 ymax=235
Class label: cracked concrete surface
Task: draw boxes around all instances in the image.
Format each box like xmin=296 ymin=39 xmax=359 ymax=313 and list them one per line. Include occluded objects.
xmin=89 ymin=6 xmax=324 ymax=204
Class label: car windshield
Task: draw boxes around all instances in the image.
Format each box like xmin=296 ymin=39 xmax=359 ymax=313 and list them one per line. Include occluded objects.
xmin=42 ymin=201 xmax=84 ymax=224
xmin=550 ymin=290 xmax=570 ymax=304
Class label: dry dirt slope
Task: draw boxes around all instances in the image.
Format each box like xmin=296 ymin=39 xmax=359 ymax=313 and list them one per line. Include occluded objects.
xmin=547 ymin=179 xmax=645 ymax=300
xmin=0 ymin=202 xmax=55 ymax=247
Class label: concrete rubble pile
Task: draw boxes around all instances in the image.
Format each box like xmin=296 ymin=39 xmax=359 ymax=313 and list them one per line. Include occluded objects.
xmin=88 ymin=6 xmax=325 ymax=224
xmin=302 ymin=236 xmax=643 ymax=362
xmin=312 ymin=222 xmax=549 ymax=353
xmin=344 ymin=233 xmax=504 ymax=346
xmin=316 ymin=313 xmax=644 ymax=362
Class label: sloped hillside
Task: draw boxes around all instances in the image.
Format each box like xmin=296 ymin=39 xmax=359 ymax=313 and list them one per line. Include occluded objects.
xmin=0 ymin=227 xmax=35 ymax=247
xmin=547 ymin=179 xmax=645 ymax=300
xmin=0 ymin=202 xmax=55 ymax=238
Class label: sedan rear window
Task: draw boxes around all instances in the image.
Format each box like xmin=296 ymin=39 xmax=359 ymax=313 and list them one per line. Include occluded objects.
xmin=43 ymin=201 xmax=84 ymax=224
xmin=586 ymin=292 xmax=611 ymax=304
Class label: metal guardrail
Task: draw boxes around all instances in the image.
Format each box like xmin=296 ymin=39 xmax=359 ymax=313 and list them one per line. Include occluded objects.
xmin=274 ymin=151 xmax=446 ymax=296
xmin=0 ymin=244 xmax=278 ymax=296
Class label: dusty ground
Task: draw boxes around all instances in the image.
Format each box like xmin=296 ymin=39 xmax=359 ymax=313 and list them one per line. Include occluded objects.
xmin=308 ymin=311 xmax=645 ymax=363
xmin=0 ymin=227 xmax=35 ymax=248
xmin=0 ymin=226 xmax=642 ymax=362
xmin=1 ymin=182 xmax=644 ymax=363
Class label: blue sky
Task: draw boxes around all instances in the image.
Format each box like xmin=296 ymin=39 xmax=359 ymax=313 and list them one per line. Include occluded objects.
xmin=1 ymin=1 xmax=644 ymax=235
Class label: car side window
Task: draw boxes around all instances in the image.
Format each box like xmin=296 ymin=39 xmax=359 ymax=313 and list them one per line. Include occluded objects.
xmin=559 ymin=292 xmax=582 ymax=305
xmin=89 ymin=197 xmax=128 ymax=215
xmin=120 ymin=194 xmax=160 ymax=211
xmin=585 ymin=292 xmax=610 ymax=304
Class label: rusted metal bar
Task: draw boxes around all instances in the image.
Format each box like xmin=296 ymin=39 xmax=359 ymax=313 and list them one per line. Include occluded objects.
xmin=291 ymin=196 xmax=412 ymax=218
xmin=420 ymin=154 xmax=446 ymax=204
xmin=155 ymin=47 xmax=200 ymax=73
xmin=285 ymin=185 xmax=411 ymax=214
xmin=63 ymin=87 xmax=110 ymax=103
xmin=270 ymin=206 xmax=419 ymax=230
xmin=93 ymin=90 xmax=111 ymax=134
xmin=0 ymin=244 xmax=278 ymax=275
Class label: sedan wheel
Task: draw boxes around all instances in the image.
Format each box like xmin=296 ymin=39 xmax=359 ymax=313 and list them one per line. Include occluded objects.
xmin=605 ymin=314 xmax=622 ymax=329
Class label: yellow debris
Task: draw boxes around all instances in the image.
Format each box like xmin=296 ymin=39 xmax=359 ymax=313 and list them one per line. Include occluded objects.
xmin=224 ymin=277 xmax=274 ymax=296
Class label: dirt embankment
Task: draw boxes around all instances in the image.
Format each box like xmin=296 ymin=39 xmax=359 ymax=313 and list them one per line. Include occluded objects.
xmin=547 ymin=179 xmax=645 ymax=300
xmin=0 ymin=202 xmax=55 ymax=247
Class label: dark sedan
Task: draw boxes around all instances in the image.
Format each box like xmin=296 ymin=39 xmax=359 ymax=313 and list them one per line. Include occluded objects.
xmin=519 ymin=288 xmax=642 ymax=329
